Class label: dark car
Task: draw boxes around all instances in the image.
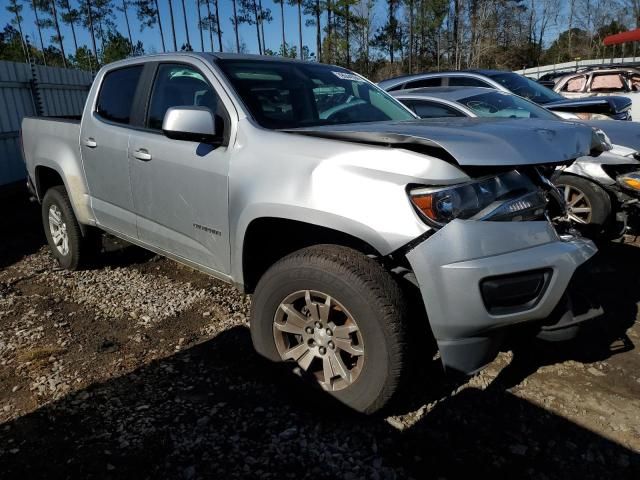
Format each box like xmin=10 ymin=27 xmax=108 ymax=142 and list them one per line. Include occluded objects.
xmin=378 ymin=70 xmax=633 ymax=121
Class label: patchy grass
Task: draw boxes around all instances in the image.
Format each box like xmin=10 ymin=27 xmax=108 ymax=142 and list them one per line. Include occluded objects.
xmin=16 ymin=346 xmax=67 ymax=365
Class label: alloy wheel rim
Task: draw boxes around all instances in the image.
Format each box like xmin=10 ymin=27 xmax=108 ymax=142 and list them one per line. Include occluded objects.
xmin=560 ymin=184 xmax=593 ymax=224
xmin=48 ymin=205 xmax=69 ymax=256
xmin=273 ymin=290 xmax=365 ymax=392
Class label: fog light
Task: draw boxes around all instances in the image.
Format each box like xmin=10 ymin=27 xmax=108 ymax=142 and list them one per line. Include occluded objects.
xmin=481 ymin=269 xmax=552 ymax=315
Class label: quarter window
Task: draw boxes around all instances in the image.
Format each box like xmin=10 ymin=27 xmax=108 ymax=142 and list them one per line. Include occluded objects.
xmin=96 ymin=65 xmax=144 ymax=124
xmin=147 ymin=64 xmax=218 ymax=130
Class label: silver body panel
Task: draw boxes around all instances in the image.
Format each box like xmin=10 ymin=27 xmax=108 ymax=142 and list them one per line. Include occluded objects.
xmin=564 ymin=150 xmax=640 ymax=185
xmin=390 ymin=87 xmax=640 ymax=192
xmin=22 ymin=53 xmax=603 ymax=374
xmin=406 ymin=220 xmax=597 ymax=373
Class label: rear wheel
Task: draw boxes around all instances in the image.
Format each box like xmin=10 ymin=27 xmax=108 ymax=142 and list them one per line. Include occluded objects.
xmin=250 ymin=245 xmax=408 ymax=414
xmin=555 ymin=175 xmax=614 ymax=238
xmin=42 ymin=186 xmax=93 ymax=270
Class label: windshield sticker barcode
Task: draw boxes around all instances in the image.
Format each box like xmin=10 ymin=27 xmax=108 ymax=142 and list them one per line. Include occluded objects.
xmin=332 ymin=71 xmax=363 ymax=82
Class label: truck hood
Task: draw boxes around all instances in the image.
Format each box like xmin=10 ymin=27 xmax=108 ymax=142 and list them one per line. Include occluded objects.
xmin=283 ymin=118 xmax=601 ymax=167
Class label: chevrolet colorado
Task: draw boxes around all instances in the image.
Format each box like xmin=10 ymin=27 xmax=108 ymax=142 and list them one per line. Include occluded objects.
xmin=22 ymin=53 xmax=602 ymax=413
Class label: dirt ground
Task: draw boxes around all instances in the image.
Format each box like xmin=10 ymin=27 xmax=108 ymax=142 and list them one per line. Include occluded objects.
xmin=1 ymin=193 xmax=639 ymax=479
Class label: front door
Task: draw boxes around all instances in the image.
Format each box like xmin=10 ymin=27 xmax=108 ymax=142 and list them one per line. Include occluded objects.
xmin=80 ymin=64 xmax=144 ymax=238
xmin=128 ymin=62 xmax=232 ymax=275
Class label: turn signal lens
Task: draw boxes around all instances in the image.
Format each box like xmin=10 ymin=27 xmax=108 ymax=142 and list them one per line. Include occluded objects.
xmin=617 ymin=172 xmax=640 ymax=192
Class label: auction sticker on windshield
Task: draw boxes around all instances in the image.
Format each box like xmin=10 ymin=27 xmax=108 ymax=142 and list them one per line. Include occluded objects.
xmin=332 ymin=71 xmax=363 ymax=82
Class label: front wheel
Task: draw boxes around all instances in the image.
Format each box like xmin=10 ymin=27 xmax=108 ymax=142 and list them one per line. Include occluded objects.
xmin=250 ymin=245 xmax=408 ymax=414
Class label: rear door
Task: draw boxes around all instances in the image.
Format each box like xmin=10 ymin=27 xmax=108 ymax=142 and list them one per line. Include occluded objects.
xmin=80 ymin=64 xmax=144 ymax=237
xmin=128 ymin=61 xmax=233 ymax=275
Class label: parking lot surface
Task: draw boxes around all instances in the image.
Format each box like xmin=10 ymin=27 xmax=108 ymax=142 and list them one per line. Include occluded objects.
xmin=1 ymin=196 xmax=639 ymax=479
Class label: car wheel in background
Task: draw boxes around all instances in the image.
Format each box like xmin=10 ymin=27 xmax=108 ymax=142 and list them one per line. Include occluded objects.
xmin=555 ymin=175 xmax=614 ymax=238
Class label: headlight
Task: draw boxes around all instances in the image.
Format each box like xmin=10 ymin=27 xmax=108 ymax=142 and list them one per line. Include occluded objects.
xmin=617 ymin=172 xmax=640 ymax=192
xmin=409 ymin=170 xmax=547 ymax=227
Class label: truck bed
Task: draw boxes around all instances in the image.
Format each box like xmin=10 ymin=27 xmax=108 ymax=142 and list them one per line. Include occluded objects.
xmin=21 ymin=117 xmax=82 ymax=183
xmin=21 ymin=116 xmax=94 ymax=225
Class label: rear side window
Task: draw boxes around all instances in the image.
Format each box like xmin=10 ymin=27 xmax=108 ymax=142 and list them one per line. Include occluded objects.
xmin=386 ymin=83 xmax=406 ymax=91
xmin=405 ymin=78 xmax=442 ymax=89
xmin=96 ymin=65 xmax=143 ymax=124
xmin=401 ymin=99 xmax=465 ymax=118
xmin=448 ymin=76 xmax=490 ymax=87
xmin=590 ymin=73 xmax=626 ymax=92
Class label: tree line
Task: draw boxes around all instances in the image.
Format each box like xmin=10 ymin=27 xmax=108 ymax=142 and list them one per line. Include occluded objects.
xmin=1 ymin=0 xmax=639 ymax=79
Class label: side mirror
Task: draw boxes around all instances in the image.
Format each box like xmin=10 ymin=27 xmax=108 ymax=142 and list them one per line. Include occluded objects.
xmin=162 ymin=106 xmax=220 ymax=144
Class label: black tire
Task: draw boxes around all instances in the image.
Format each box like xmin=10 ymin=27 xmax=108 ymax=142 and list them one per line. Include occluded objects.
xmin=42 ymin=186 xmax=91 ymax=270
xmin=250 ymin=245 xmax=407 ymax=414
xmin=555 ymin=174 xmax=614 ymax=238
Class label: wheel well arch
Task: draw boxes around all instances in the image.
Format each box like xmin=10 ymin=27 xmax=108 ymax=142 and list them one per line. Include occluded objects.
xmin=241 ymin=217 xmax=382 ymax=294
xmin=34 ymin=166 xmax=64 ymax=199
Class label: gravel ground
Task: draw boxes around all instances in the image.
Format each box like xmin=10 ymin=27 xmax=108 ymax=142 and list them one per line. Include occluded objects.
xmin=1 ymin=194 xmax=639 ymax=479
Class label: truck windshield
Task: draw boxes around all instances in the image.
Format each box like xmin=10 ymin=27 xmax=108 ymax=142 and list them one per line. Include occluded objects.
xmin=216 ymin=59 xmax=416 ymax=129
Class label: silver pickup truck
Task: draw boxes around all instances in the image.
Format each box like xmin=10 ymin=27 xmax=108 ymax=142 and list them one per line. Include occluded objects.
xmin=22 ymin=53 xmax=602 ymax=413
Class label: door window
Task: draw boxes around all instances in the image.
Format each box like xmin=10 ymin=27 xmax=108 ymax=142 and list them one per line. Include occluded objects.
xmin=563 ymin=75 xmax=587 ymax=92
xmin=147 ymin=64 xmax=219 ymax=130
xmin=404 ymin=78 xmax=442 ymax=89
xmin=590 ymin=73 xmax=626 ymax=92
xmin=448 ymin=76 xmax=490 ymax=87
xmin=95 ymin=65 xmax=144 ymax=124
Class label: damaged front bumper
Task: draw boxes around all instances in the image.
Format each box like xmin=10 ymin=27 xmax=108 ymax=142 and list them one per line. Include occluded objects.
xmin=405 ymin=219 xmax=600 ymax=375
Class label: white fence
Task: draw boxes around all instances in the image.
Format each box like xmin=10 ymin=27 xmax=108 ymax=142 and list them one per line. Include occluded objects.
xmin=515 ymin=56 xmax=640 ymax=79
xmin=0 ymin=61 xmax=93 ymax=188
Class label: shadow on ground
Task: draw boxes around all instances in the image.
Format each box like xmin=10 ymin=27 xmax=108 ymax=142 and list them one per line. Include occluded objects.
xmin=1 ymin=193 xmax=639 ymax=479
xmin=0 ymin=192 xmax=155 ymax=270
xmin=1 ymin=322 xmax=638 ymax=479
xmin=0 ymin=193 xmax=44 ymax=269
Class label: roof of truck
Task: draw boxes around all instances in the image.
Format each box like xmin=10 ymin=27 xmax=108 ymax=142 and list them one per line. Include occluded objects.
xmin=126 ymin=51 xmax=317 ymax=65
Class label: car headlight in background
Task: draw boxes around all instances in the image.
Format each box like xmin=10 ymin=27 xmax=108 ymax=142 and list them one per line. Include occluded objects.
xmin=409 ymin=170 xmax=547 ymax=227
xmin=617 ymin=172 xmax=640 ymax=192
xmin=592 ymin=128 xmax=613 ymax=151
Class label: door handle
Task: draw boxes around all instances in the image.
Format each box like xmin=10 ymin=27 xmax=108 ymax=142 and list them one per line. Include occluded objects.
xmin=84 ymin=137 xmax=97 ymax=148
xmin=133 ymin=149 xmax=152 ymax=161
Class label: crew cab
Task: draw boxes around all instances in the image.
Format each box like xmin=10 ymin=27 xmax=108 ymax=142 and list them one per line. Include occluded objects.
xmin=22 ymin=53 xmax=603 ymax=413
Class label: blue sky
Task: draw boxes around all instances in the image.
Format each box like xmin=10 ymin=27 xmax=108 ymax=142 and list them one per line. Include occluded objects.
xmin=0 ymin=1 xmax=323 ymax=57
xmin=1 ymin=1 xmax=576 ymax=61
